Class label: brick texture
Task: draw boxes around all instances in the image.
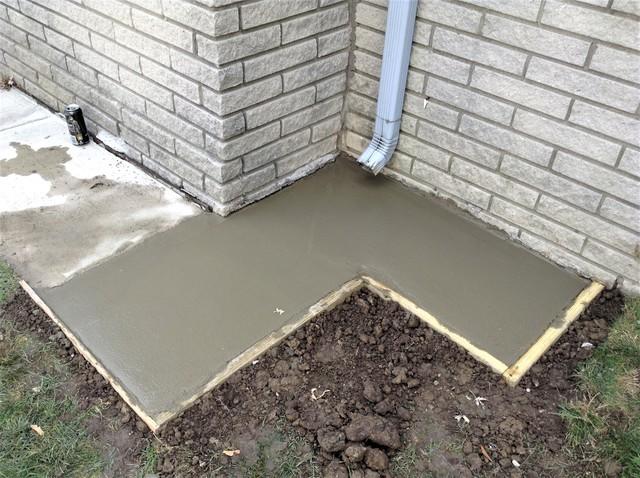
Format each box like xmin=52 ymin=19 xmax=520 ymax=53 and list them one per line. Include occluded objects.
xmin=343 ymin=0 xmax=640 ymax=292
xmin=0 ymin=0 xmax=347 ymax=216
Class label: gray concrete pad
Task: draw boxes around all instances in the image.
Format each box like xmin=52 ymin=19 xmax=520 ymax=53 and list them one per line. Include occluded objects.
xmin=0 ymin=89 xmax=200 ymax=288
xmin=36 ymin=158 xmax=586 ymax=427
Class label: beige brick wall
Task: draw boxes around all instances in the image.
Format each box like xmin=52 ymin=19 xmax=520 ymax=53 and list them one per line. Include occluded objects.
xmin=343 ymin=0 xmax=640 ymax=293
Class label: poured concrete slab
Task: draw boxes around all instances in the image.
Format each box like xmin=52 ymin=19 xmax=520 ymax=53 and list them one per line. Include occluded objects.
xmin=34 ymin=158 xmax=587 ymax=428
xmin=0 ymin=89 xmax=200 ymax=288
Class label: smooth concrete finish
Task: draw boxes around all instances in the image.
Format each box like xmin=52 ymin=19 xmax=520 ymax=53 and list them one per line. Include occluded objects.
xmin=0 ymin=89 xmax=200 ymax=288
xmin=37 ymin=158 xmax=586 ymax=423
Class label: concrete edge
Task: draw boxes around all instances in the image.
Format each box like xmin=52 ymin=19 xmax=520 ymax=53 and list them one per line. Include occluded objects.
xmin=20 ymin=275 xmax=601 ymax=432
xmin=502 ymin=280 xmax=605 ymax=387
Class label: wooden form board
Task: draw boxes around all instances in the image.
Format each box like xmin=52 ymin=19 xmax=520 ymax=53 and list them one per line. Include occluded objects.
xmin=20 ymin=276 xmax=603 ymax=431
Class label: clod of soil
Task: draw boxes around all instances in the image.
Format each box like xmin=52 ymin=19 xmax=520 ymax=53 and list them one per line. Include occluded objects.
xmin=2 ymin=285 xmax=625 ymax=477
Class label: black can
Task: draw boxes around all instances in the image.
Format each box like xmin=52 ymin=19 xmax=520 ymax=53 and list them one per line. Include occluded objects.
xmin=64 ymin=104 xmax=89 ymax=145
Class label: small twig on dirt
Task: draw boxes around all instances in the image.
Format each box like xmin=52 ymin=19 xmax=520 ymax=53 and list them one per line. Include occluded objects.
xmin=479 ymin=444 xmax=492 ymax=462
xmin=454 ymin=414 xmax=470 ymax=425
xmin=466 ymin=391 xmax=488 ymax=408
xmin=222 ymin=449 xmax=240 ymax=457
xmin=216 ymin=397 xmax=230 ymax=413
xmin=311 ymin=388 xmax=330 ymax=401
xmin=30 ymin=424 xmax=44 ymax=437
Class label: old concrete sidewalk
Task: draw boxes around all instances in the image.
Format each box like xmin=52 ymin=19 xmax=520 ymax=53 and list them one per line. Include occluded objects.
xmin=0 ymin=89 xmax=200 ymax=288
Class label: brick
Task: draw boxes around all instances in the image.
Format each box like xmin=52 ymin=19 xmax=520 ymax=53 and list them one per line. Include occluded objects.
xmin=147 ymin=102 xmax=204 ymax=147
xmin=27 ymin=36 xmax=65 ymax=65
xmin=520 ymin=232 xmax=617 ymax=285
xmin=143 ymin=154 xmax=183 ymax=186
xmin=119 ymin=68 xmax=174 ymax=109
xmin=553 ymin=152 xmax=639 ymax=205
xmin=0 ymin=17 xmax=27 ymax=45
xmin=23 ymin=79 xmax=57 ymax=108
xmin=452 ymin=158 xmax=538 ymax=207
xmin=175 ymin=96 xmax=244 ymax=140
xmin=403 ymin=92 xmax=459 ymax=130
xmin=426 ymin=77 xmax=514 ymax=124
xmin=127 ymin=0 xmax=162 ymax=13
xmin=3 ymin=54 xmax=37 ymax=81
xmin=16 ymin=0 xmax=48 ymax=24
xmin=318 ymin=27 xmax=350 ymax=57
xmin=131 ymin=8 xmax=192 ymax=51
xmin=354 ymin=49 xmax=381 ymax=77
xmin=13 ymin=44 xmax=49 ymax=76
xmin=83 ymin=0 xmax=132 ymax=25
xmin=527 ymin=57 xmax=640 ymax=114
xmin=538 ymin=195 xmax=638 ymax=254
xmin=570 ymin=102 xmax=640 ymax=148
xmin=514 ymin=110 xmax=621 ymax=165
xmin=241 ymin=0 xmax=316 ymax=30
xmin=417 ymin=0 xmax=482 ymax=33
xmin=49 ymin=13 xmax=90 ymax=45
xmin=44 ymin=28 xmax=73 ymax=54
xmin=345 ymin=111 xmax=373 ymax=137
xmin=461 ymin=115 xmax=553 ymax=166
xmin=245 ymin=87 xmax=315 ymax=129
xmin=198 ymin=25 xmax=279 ymax=65
xmin=74 ymin=44 xmax=118 ymax=79
xmin=470 ymin=67 xmax=570 ymax=119
xmin=170 ymin=50 xmax=242 ymax=92
xmin=619 ymin=149 xmax=640 ymax=178
xmin=7 ymin=9 xmax=43 ymax=39
xmin=150 ymin=143 xmax=202 ymax=185
xmin=458 ymin=0 xmax=542 ymax=21
xmin=410 ymin=45 xmax=470 ymax=84
xmin=590 ymin=45 xmax=640 ymax=84
xmin=52 ymin=66 xmax=92 ymax=100
xmin=583 ymin=241 xmax=638 ymax=280
xmin=282 ymin=4 xmax=349 ymax=44
xmin=91 ymin=33 xmax=140 ymax=73
xmin=175 ymin=139 xmax=241 ymax=183
xmin=433 ymin=28 xmax=526 ymax=75
xmin=207 ymin=122 xmax=280 ymax=160
xmin=277 ymin=136 xmax=336 ymax=176
xmin=417 ymin=121 xmax=501 ymax=168
xmin=350 ymin=72 xmax=378 ymax=99
xmin=397 ymin=134 xmax=451 ymax=170
xmin=64 ymin=2 xmax=114 ymax=38
xmin=356 ymin=3 xmax=385 ymax=31
xmin=492 ymin=197 xmax=586 ymax=251
xmin=114 ymin=24 xmax=170 ymax=66
xmin=282 ymin=96 xmax=343 ymax=135
xmin=600 ymin=197 xmax=640 ymax=233
xmin=542 ymin=0 xmax=639 ymax=51
xmin=611 ymin=0 xmax=640 ymax=15
xmin=141 ymin=58 xmax=199 ymax=103
xmin=413 ymin=160 xmax=491 ymax=208
xmin=312 ymin=115 xmax=341 ymax=142
xmin=162 ymin=0 xmax=238 ymax=36
xmin=123 ymin=109 xmax=175 ymax=151
xmin=120 ymin=126 xmax=150 ymax=155
xmin=244 ymin=40 xmax=316 ymax=82
xmin=244 ymin=129 xmax=310 ymax=171
xmin=483 ymin=15 xmax=590 ymax=66
xmin=203 ymin=76 xmax=281 ymax=116
xmin=344 ymin=130 xmax=368 ymax=153
xmin=316 ymin=72 xmax=346 ymax=100
xmin=413 ymin=21 xmax=432 ymax=46
xmin=347 ymin=92 xmax=376 ymax=118
xmin=355 ymin=26 xmax=384 ymax=55
xmin=38 ymin=75 xmax=74 ymax=104
xmin=283 ymin=52 xmax=349 ymax=92
xmin=88 ymin=89 xmax=121 ymax=120
xmin=67 ymin=57 xmax=97 ymax=86
xmin=501 ymin=155 xmax=601 ymax=211
xmin=98 ymin=75 xmax=145 ymax=113
xmin=205 ymin=165 xmax=276 ymax=203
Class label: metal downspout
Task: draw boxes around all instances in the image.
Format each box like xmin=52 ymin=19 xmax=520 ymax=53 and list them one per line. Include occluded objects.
xmin=357 ymin=0 xmax=418 ymax=175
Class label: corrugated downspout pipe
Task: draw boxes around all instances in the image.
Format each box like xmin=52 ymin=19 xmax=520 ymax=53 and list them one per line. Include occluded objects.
xmin=357 ymin=0 xmax=418 ymax=175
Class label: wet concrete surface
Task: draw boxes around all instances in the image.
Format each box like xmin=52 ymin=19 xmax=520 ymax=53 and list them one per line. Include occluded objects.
xmin=0 ymin=89 xmax=200 ymax=287
xmin=37 ymin=158 xmax=586 ymax=423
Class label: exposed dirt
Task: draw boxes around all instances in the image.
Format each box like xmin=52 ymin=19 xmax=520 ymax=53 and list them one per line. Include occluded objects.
xmin=1 ymin=286 xmax=625 ymax=477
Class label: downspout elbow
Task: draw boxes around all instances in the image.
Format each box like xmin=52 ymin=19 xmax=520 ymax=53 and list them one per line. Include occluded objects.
xmin=357 ymin=0 xmax=418 ymax=175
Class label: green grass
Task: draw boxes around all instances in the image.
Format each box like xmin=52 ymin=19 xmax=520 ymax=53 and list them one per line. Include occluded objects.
xmin=0 ymin=261 xmax=16 ymax=305
xmin=560 ymin=298 xmax=640 ymax=477
xmin=0 ymin=260 xmax=105 ymax=478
